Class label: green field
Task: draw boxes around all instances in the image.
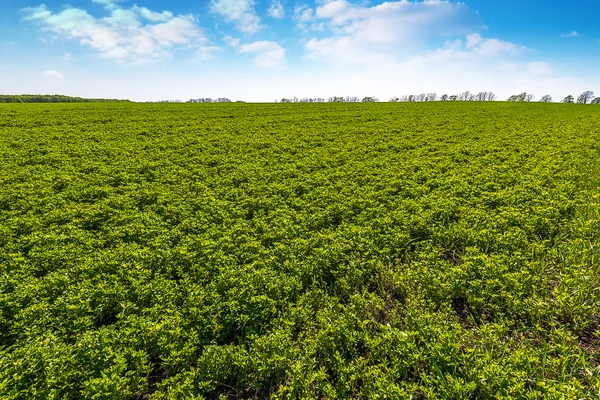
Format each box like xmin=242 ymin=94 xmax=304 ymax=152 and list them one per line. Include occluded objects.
xmin=1 ymin=102 xmax=599 ymax=398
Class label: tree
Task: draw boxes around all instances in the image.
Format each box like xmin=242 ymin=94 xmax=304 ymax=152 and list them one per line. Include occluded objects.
xmin=440 ymin=94 xmax=449 ymax=101
xmin=577 ymin=91 xmax=595 ymax=104
xmin=475 ymin=91 xmax=496 ymax=101
xmin=389 ymin=97 xmax=400 ymax=102
xmin=475 ymin=92 xmax=486 ymax=101
xmin=539 ymin=95 xmax=553 ymax=103
xmin=425 ymin=93 xmax=437 ymax=102
xmin=507 ymin=92 xmax=533 ymax=102
xmin=449 ymin=95 xmax=458 ymax=101
xmin=362 ymin=97 xmax=378 ymax=102
xmin=591 ymin=98 xmax=600 ymax=104
xmin=458 ymin=91 xmax=470 ymax=101
xmin=562 ymin=95 xmax=574 ymax=103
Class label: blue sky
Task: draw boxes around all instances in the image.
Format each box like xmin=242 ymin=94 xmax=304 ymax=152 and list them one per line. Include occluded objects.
xmin=0 ymin=0 xmax=599 ymax=101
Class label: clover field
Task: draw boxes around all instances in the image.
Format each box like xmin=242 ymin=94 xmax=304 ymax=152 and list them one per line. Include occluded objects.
xmin=1 ymin=102 xmax=600 ymax=398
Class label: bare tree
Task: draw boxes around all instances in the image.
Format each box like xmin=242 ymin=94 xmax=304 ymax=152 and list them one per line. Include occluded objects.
xmin=390 ymin=97 xmax=400 ymax=102
xmin=539 ymin=95 xmax=552 ymax=103
xmin=449 ymin=95 xmax=458 ymax=101
xmin=592 ymin=98 xmax=600 ymax=104
xmin=474 ymin=91 xmax=496 ymax=101
xmin=440 ymin=94 xmax=449 ymax=101
xmin=458 ymin=91 xmax=471 ymax=101
xmin=525 ymin=94 xmax=534 ymax=102
xmin=425 ymin=93 xmax=438 ymax=102
xmin=577 ymin=91 xmax=595 ymax=104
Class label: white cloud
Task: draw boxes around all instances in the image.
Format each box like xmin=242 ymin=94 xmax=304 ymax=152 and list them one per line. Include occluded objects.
xmin=464 ymin=33 xmax=527 ymax=57
xmin=238 ymin=41 xmax=287 ymax=68
xmin=268 ymin=0 xmax=285 ymax=19
xmin=210 ymin=0 xmax=262 ymax=34
xmin=294 ymin=5 xmax=326 ymax=31
xmin=91 ymin=0 xmax=123 ymax=11
xmin=304 ymin=0 xmax=484 ymax=63
xmin=561 ymin=31 xmax=580 ymax=38
xmin=223 ymin=35 xmax=241 ymax=48
xmin=294 ymin=4 xmax=314 ymax=23
xmin=42 ymin=70 xmax=64 ymax=80
xmin=22 ymin=4 xmax=210 ymax=62
xmin=131 ymin=6 xmax=174 ymax=23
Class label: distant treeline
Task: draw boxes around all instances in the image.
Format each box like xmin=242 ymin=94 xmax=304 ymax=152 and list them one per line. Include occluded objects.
xmin=147 ymin=98 xmax=235 ymax=103
xmin=278 ymin=90 xmax=600 ymax=104
xmin=0 ymin=94 xmax=131 ymax=103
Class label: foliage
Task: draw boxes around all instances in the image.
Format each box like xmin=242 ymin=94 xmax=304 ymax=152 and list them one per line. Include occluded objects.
xmin=507 ymin=92 xmax=534 ymax=102
xmin=577 ymin=91 xmax=595 ymax=105
xmin=1 ymin=102 xmax=600 ymax=398
xmin=0 ymin=94 xmax=130 ymax=103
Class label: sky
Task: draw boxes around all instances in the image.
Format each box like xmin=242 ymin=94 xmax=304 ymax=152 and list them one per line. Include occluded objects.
xmin=0 ymin=0 xmax=599 ymax=101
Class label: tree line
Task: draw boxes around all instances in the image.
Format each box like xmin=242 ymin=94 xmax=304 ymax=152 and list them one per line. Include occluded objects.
xmin=277 ymin=90 xmax=599 ymax=104
xmin=3 ymin=91 xmax=598 ymax=104
xmin=0 ymin=94 xmax=130 ymax=103
xmin=187 ymin=98 xmax=232 ymax=103
xmin=507 ymin=91 xmax=598 ymax=104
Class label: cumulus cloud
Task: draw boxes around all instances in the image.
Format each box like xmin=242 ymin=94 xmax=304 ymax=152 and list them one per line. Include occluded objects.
xmin=42 ymin=70 xmax=64 ymax=80
xmin=294 ymin=5 xmax=325 ymax=31
xmin=131 ymin=6 xmax=174 ymax=23
xmin=223 ymin=35 xmax=241 ymax=48
xmin=464 ymin=33 xmax=527 ymax=57
xmin=210 ymin=0 xmax=262 ymax=34
xmin=238 ymin=41 xmax=287 ymax=68
xmin=294 ymin=4 xmax=314 ymax=23
xmin=91 ymin=0 xmax=123 ymax=11
xmin=304 ymin=0 xmax=484 ymax=63
xmin=268 ymin=0 xmax=285 ymax=19
xmin=22 ymin=3 xmax=210 ymax=62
